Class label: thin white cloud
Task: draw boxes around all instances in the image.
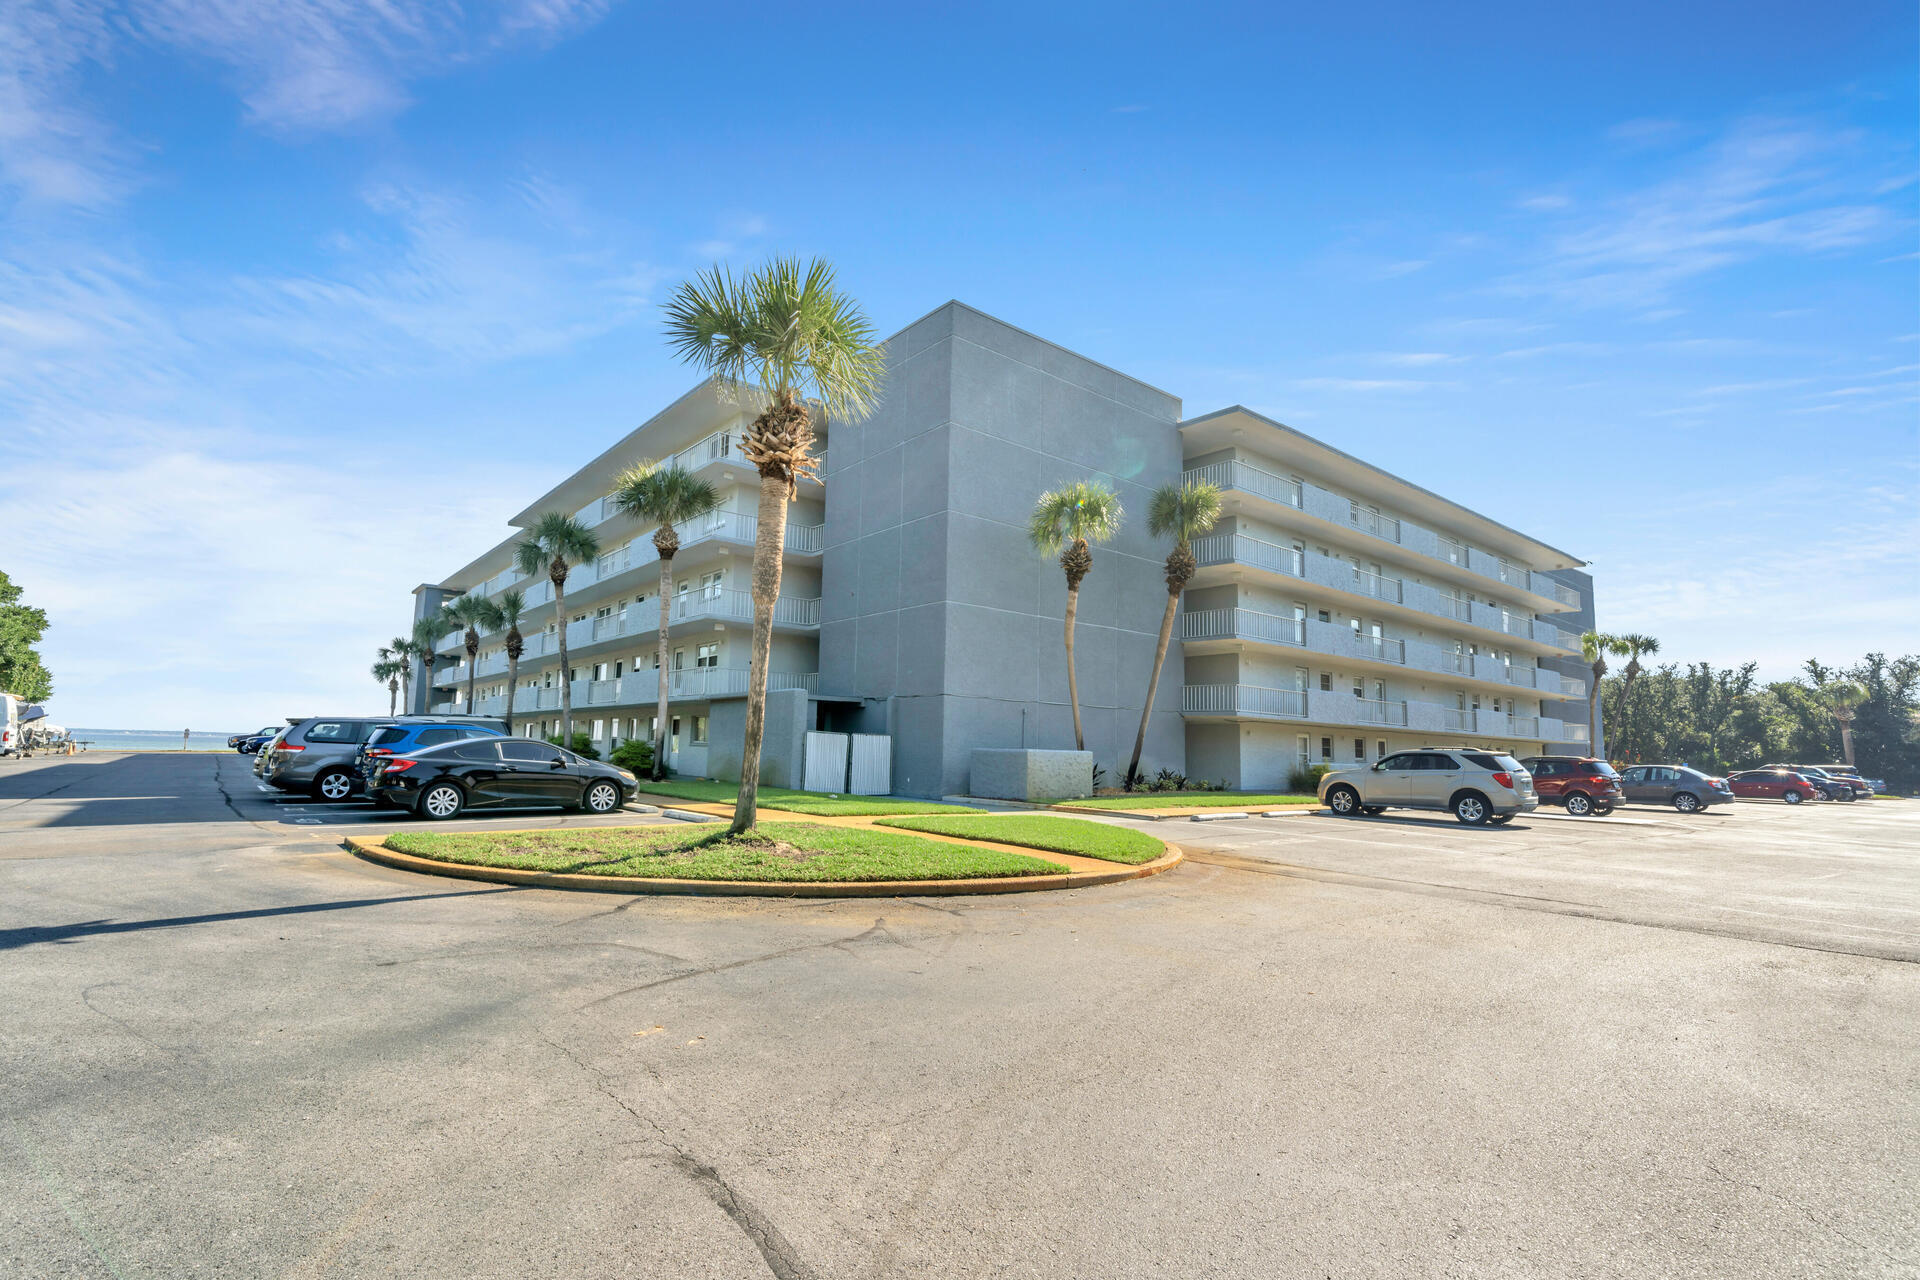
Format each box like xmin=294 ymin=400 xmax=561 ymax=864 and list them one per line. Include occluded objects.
xmin=1519 ymin=193 xmax=1571 ymax=212
xmin=1293 ymin=377 xmax=1437 ymax=392
xmin=1371 ymin=352 xmax=1462 ymax=366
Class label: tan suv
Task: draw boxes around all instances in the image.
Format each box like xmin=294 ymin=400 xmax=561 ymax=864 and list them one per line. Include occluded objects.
xmin=1319 ymin=747 xmax=1539 ymax=825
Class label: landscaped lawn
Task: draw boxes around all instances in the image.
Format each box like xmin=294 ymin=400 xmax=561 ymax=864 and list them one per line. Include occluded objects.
xmin=1054 ymin=792 xmax=1319 ymax=810
xmin=631 ymin=779 xmax=980 ymax=817
xmin=384 ymin=822 xmax=1066 ymax=882
xmin=876 ymin=814 xmax=1165 ymax=865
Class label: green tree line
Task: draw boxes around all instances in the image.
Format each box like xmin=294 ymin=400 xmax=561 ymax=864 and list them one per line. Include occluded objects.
xmin=1599 ymin=649 xmax=1920 ymax=791
xmin=0 ymin=569 xmax=53 ymax=701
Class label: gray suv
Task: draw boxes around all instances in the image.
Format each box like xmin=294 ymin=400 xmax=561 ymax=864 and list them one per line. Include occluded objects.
xmin=1320 ymin=747 xmax=1539 ymax=825
xmin=263 ymin=715 xmax=507 ymax=801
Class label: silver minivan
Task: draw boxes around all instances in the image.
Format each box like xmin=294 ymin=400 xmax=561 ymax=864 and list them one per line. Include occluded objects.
xmin=1319 ymin=747 xmax=1538 ymax=825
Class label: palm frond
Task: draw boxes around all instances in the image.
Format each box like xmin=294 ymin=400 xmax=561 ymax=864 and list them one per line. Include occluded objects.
xmin=610 ymin=460 xmax=721 ymax=528
xmin=1146 ymin=480 xmax=1221 ymax=544
xmin=1029 ymin=480 xmax=1124 ymax=553
xmin=516 ymin=511 xmax=601 ymax=576
xmin=496 ymin=588 xmax=525 ymax=628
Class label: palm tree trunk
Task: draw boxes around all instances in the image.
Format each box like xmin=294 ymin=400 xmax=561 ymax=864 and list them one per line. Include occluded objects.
xmin=464 ymin=632 xmax=479 ymax=717
xmin=554 ymin=576 xmax=572 ymax=745
xmin=1588 ymin=686 xmax=1600 ymax=755
xmin=1064 ymin=582 xmax=1084 ymax=751
xmin=655 ymin=553 xmax=674 ymax=781
xmin=1128 ymin=588 xmax=1179 ymax=786
xmin=731 ymin=472 xmax=790 ymax=835
xmin=505 ymin=653 xmax=519 ymax=735
xmin=1840 ymin=720 xmax=1856 ymax=768
xmin=388 ymin=681 xmax=398 ymax=717
xmin=399 ymin=668 xmax=412 ymax=717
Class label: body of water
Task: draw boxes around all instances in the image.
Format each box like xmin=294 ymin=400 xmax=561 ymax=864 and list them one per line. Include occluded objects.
xmin=66 ymin=729 xmax=253 ymax=751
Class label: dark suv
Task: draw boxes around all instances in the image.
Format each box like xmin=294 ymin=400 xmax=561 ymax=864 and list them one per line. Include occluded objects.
xmin=263 ymin=714 xmax=507 ymax=801
xmin=1517 ymin=756 xmax=1624 ymax=816
xmin=356 ymin=722 xmax=506 ymax=794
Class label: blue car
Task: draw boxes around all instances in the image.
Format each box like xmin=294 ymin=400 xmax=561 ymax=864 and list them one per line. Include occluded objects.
xmin=235 ymin=727 xmax=281 ymax=754
xmin=355 ymin=721 xmax=506 ymax=791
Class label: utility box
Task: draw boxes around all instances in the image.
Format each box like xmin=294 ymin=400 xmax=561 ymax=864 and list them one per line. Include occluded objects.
xmin=969 ymin=749 xmax=1094 ymax=801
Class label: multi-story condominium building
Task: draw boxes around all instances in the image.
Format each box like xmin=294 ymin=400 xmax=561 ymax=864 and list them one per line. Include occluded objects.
xmin=410 ymin=301 xmax=1598 ymax=796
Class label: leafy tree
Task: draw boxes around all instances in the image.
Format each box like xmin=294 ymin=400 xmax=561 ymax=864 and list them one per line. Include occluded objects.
xmin=410 ymin=612 xmax=457 ymax=713
xmin=0 ymin=570 xmax=52 ymax=701
xmin=1128 ymin=479 xmax=1220 ymax=788
xmin=663 ymin=257 xmax=884 ymax=835
xmin=610 ymin=460 xmax=721 ymax=780
xmin=1029 ymin=480 xmax=1125 ymax=752
xmin=372 ymin=654 xmax=404 ymax=716
xmin=516 ymin=513 xmax=601 ymax=744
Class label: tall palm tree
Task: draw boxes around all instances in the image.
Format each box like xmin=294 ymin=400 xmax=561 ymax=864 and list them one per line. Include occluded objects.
xmin=496 ymin=588 xmax=527 ymax=736
xmin=409 ymin=611 xmax=457 ymax=713
xmin=1614 ymin=633 xmax=1660 ymax=762
xmin=446 ymin=594 xmax=505 ymax=718
xmin=516 ymin=513 xmax=601 ymax=745
xmin=1579 ymin=630 xmax=1622 ymax=756
xmin=372 ymin=655 xmax=403 ymax=716
xmin=1127 ymin=479 xmax=1221 ymax=788
xmin=1029 ymin=479 xmax=1125 ymax=753
xmin=663 ymin=258 xmax=884 ymax=835
xmin=1818 ymin=679 xmax=1868 ymax=767
xmin=391 ymin=633 xmax=424 ymax=714
xmin=610 ymin=460 xmax=721 ymax=780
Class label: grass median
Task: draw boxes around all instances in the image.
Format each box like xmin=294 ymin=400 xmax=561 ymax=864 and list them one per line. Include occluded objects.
xmin=632 ymin=779 xmax=980 ymax=817
xmin=384 ymin=822 xmax=1066 ymax=883
xmin=876 ymin=814 xmax=1165 ymax=865
xmin=1055 ymin=792 xmax=1319 ymax=811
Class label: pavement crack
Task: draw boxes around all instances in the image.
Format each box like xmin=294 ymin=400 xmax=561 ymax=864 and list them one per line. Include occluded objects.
xmin=538 ymin=1033 xmax=818 ymax=1280
xmin=80 ymin=981 xmax=183 ymax=1057
xmin=1700 ymin=1161 xmax=1901 ymax=1266
xmin=575 ymin=918 xmax=900 ymax=1010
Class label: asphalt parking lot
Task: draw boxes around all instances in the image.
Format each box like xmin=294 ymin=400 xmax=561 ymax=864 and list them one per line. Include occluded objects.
xmin=4 ymin=753 xmax=1916 ymax=1278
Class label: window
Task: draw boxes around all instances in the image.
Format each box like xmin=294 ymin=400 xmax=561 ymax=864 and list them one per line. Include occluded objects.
xmin=672 ymin=649 xmax=685 ymax=671
xmin=692 ymin=715 xmax=709 ymax=744
xmin=302 ymin=721 xmax=364 ymax=743
xmin=1381 ymin=753 xmax=1418 ymax=770
xmin=1317 ymin=609 xmax=1331 ymax=624
xmin=1320 ymin=737 xmax=1332 ymax=761
xmin=500 ymin=741 xmax=564 ymax=765
xmin=701 ymin=571 xmax=724 ymax=600
xmin=592 ymin=719 xmax=604 ymax=740
xmin=1376 ymin=740 xmax=1387 ymax=758
xmin=1297 ymin=734 xmax=1310 ymax=764
xmin=696 ymin=643 xmax=719 ymax=669
xmin=416 ymin=727 xmax=462 ymax=747
xmin=1319 ymin=673 xmax=1332 ymax=691
xmin=449 ymin=740 xmax=501 ymax=762
xmin=671 ymin=716 xmax=682 ymax=750
xmin=368 ymin=727 xmax=408 ymax=748
xmin=1351 ymin=677 xmax=1364 ymax=698
xmin=1353 ymin=738 xmax=1366 ymax=760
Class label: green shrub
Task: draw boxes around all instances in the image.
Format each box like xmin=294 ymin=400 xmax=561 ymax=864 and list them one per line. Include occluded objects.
xmin=1287 ymin=762 xmax=1332 ymax=793
xmin=546 ymin=731 xmax=600 ymax=760
xmin=608 ymin=739 xmax=655 ymax=774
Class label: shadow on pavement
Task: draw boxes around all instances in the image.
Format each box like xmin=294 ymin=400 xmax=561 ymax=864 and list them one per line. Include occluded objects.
xmin=1 ymin=888 xmax=518 ymax=950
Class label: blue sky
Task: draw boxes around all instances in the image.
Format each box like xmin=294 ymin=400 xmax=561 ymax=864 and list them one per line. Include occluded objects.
xmin=2 ymin=0 xmax=1914 ymax=728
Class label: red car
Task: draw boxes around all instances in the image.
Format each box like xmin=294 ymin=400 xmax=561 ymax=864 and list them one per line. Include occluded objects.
xmin=1728 ymin=769 xmax=1821 ymax=804
xmin=1518 ymin=756 xmax=1624 ymax=816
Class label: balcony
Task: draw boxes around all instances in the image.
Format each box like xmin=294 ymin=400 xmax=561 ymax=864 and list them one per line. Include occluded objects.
xmin=1182 ymin=683 xmax=1566 ymax=742
xmin=1184 ymin=457 xmax=1583 ymax=614
xmin=475 ymin=669 xmax=819 ymax=717
xmin=567 ymin=432 xmax=828 ymax=528
xmin=1191 ymin=534 xmax=1579 ymax=655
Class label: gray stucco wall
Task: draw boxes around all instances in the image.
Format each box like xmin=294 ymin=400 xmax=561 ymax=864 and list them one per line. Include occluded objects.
xmin=821 ymin=302 xmax=1188 ymax=797
xmin=407 ymin=584 xmax=457 ymax=714
xmin=705 ymin=687 xmax=808 ymax=787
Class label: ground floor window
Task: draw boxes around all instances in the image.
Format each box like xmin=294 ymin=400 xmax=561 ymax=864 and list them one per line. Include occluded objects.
xmin=692 ymin=715 xmax=709 ymax=744
xmin=1354 ymin=737 xmax=1366 ymax=760
xmin=1377 ymin=739 xmax=1387 ymax=758
xmin=592 ymin=719 xmax=604 ymax=741
xmin=1320 ymin=737 xmax=1332 ymax=761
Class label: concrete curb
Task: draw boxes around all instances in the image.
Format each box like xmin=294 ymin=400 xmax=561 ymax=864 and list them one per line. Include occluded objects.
xmin=343 ymin=834 xmax=1184 ymax=898
xmin=1049 ymin=803 xmax=1325 ymax=821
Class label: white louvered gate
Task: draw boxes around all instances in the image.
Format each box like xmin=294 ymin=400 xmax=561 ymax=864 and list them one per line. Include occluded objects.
xmin=848 ymin=734 xmax=892 ymax=796
xmin=803 ymin=732 xmax=849 ymax=794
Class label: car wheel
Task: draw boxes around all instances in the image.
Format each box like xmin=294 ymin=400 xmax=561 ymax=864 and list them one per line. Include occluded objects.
xmin=313 ymin=770 xmax=355 ymax=802
xmin=1783 ymin=789 xmax=1804 ymax=805
xmin=1326 ymin=785 xmax=1362 ymax=816
xmin=1592 ymin=802 xmax=1615 ymax=817
xmin=1836 ymin=789 xmax=1855 ymax=803
xmin=1565 ymin=792 xmax=1594 ymax=817
xmin=420 ymin=783 xmax=464 ymax=820
xmin=1453 ymin=793 xmax=1490 ymax=825
xmin=583 ymin=781 xmax=621 ymax=814
xmin=1488 ymin=814 xmax=1514 ymax=825
xmin=1673 ymin=792 xmax=1701 ymax=813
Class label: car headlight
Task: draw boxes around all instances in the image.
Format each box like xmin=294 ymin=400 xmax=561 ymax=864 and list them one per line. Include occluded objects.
xmin=616 ymin=770 xmax=635 ymax=782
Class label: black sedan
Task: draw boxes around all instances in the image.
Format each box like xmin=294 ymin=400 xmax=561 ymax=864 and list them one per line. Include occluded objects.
xmin=231 ymin=726 xmax=280 ymax=752
xmin=368 ymin=737 xmax=637 ymax=820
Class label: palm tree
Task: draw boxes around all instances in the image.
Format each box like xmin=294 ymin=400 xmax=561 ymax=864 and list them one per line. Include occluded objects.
xmin=372 ymin=655 xmax=403 ymax=716
xmin=1614 ymin=633 xmax=1660 ymax=762
xmin=1029 ymin=480 xmax=1125 ymax=753
xmin=663 ymin=258 xmax=884 ymax=835
xmin=1818 ymin=679 xmax=1868 ymax=767
xmin=391 ymin=634 xmax=421 ymax=713
xmin=1579 ymin=630 xmax=1622 ymax=756
xmin=496 ymin=588 xmax=527 ymax=736
xmin=409 ymin=612 xmax=456 ymax=713
xmin=610 ymin=460 xmax=721 ymax=780
xmin=446 ymin=594 xmax=505 ymax=718
xmin=1127 ymin=479 xmax=1221 ymax=788
xmin=516 ymin=512 xmax=601 ymax=745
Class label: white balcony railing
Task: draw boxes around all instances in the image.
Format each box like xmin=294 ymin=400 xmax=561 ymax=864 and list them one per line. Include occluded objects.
xmin=1193 ymin=532 xmax=1304 ymax=578
xmin=1355 ymin=635 xmax=1406 ymax=664
xmin=1180 ymin=607 xmax=1306 ymax=647
xmin=1350 ymin=505 xmax=1402 ymax=544
xmin=1181 ymin=684 xmax=1309 ymax=719
xmin=1563 ymin=723 xmax=1591 ymax=743
xmin=1350 ymin=566 xmax=1405 ymax=604
xmin=1354 ymin=697 xmax=1409 ymax=726
xmin=1184 ymin=460 xmax=1303 ymax=510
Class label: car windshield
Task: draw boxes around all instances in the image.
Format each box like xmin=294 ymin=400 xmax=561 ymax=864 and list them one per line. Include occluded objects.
xmin=368 ymin=727 xmax=408 ymax=747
